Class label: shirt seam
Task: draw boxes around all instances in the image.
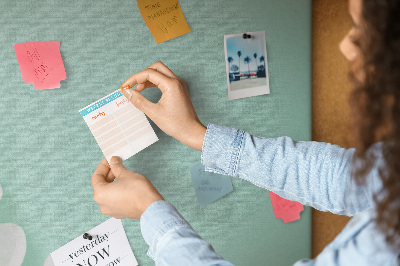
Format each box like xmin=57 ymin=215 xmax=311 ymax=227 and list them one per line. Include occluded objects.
xmin=229 ymin=129 xmax=245 ymax=176
xmin=151 ymin=220 xmax=192 ymax=259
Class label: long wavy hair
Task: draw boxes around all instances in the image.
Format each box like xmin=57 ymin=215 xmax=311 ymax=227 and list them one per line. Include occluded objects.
xmin=350 ymin=0 xmax=400 ymax=250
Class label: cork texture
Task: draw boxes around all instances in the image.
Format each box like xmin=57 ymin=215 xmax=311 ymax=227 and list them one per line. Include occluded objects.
xmin=312 ymin=0 xmax=353 ymax=257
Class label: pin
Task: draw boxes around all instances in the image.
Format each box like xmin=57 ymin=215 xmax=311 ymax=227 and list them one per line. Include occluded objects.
xmin=83 ymin=233 xmax=93 ymax=240
xmin=243 ymin=33 xmax=252 ymax=39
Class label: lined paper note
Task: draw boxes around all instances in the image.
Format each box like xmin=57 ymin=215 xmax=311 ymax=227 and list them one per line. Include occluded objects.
xmin=137 ymin=0 xmax=191 ymax=44
xmin=79 ymin=90 xmax=158 ymax=162
xmin=14 ymin=41 xmax=67 ymax=90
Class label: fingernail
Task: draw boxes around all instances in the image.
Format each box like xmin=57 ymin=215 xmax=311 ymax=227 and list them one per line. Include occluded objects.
xmin=120 ymin=85 xmax=130 ymax=92
xmin=124 ymin=89 xmax=134 ymax=100
xmin=110 ymin=156 xmax=122 ymax=165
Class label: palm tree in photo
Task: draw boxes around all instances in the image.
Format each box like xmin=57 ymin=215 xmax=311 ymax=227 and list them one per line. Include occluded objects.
xmin=237 ymin=51 xmax=242 ymax=78
xmin=260 ymin=55 xmax=265 ymax=71
xmin=253 ymin=53 xmax=258 ymax=71
xmin=227 ymin=56 xmax=233 ymax=73
xmin=244 ymin=56 xmax=251 ymax=78
xmin=231 ymin=64 xmax=239 ymax=73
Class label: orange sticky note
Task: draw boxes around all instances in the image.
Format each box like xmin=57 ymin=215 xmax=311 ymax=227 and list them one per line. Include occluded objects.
xmin=137 ymin=0 xmax=191 ymax=44
xmin=269 ymin=191 xmax=304 ymax=224
xmin=14 ymin=41 xmax=67 ymax=90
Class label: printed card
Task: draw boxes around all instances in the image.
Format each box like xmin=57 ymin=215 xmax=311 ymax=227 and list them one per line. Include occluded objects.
xmin=51 ymin=218 xmax=137 ymax=266
xmin=79 ymin=90 xmax=158 ymax=162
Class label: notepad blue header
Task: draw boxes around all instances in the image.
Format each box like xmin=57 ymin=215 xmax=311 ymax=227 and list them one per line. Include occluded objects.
xmin=80 ymin=91 xmax=123 ymax=117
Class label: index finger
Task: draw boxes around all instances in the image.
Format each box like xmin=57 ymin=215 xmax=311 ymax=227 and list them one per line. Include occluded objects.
xmin=147 ymin=61 xmax=178 ymax=79
xmin=91 ymin=158 xmax=111 ymax=190
xmin=121 ymin=69 xmax=174 ymax=93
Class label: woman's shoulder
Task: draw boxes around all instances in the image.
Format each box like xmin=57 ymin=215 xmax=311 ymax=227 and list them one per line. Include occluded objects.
xmin=315 ymin=209 xmax=399 ymax=265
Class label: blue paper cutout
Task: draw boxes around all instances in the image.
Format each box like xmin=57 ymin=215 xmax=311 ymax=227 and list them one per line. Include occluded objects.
xmin=190 ymin=161 xmax=233 ymax=208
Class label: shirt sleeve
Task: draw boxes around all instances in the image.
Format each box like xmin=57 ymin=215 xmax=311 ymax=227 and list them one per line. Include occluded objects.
xmin=201 ymin=124 xmax=383 ymax=216
xmin=140 ymin=200 xmax=235 ymax=266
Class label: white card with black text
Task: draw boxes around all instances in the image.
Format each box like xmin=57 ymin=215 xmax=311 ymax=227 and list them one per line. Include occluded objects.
xmin=51 ymin=218 xmax=137 ymax=266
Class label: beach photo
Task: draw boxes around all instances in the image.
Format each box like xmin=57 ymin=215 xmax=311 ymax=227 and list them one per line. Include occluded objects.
xmin=224 ymin=31 xmax=270 ymax=100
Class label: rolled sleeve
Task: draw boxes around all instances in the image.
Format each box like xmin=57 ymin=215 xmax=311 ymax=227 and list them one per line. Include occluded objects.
xmin=200 ymin=124 xmax=380 ymax=216
xmin=201 ymin=124 xmax=244 ymax=176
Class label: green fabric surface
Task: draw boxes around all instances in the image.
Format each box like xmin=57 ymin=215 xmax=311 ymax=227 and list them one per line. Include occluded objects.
xmin=0 ymin=0 xmax=312 ymax=265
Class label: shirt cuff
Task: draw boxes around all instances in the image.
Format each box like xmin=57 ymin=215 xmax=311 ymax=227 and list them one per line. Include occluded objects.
xmin=140 ymin=200 xmax=193 ymax=260
xmin=201 ymin=124 xmax=244 ymax=176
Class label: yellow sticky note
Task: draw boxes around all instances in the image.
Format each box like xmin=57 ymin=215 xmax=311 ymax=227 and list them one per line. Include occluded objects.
xmin=137 ymin=0 xmax=191 ymax=44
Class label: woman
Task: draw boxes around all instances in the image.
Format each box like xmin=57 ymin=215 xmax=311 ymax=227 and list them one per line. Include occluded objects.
xmin=91 ymin=0 xmax=400 ymax=264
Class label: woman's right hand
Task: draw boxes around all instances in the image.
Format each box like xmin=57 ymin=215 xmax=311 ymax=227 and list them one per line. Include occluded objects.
xmin=120 ymin=61 xmax=207 ymax=151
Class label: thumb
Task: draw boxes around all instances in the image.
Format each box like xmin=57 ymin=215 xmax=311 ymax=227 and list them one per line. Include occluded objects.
xmin=92 ymin=158 xmax=111 ymax=189
xmin=109 ymin=156 xmax=128 ymax=178
xmin=123 ymin=89 xmax=155 ymax=115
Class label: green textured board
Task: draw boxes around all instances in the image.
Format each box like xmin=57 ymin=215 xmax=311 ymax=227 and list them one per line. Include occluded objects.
xmin=0 ymin=0 xmax=311 ymax=265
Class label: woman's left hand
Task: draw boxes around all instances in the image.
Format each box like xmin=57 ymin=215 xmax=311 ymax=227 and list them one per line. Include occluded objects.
xmin=91 ymin=157 xmax=164 ymax=219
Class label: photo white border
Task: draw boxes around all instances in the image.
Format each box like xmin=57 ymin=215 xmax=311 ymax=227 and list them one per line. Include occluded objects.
xmin=224 ymin=31 xmax=270 ymax=100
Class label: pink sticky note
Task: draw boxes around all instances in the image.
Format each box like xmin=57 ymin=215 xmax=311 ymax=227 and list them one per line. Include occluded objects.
xmin=269 ymin=191 xmax=304 ymax=223
xmin=14 ymin=41 xmax=67 ymax=90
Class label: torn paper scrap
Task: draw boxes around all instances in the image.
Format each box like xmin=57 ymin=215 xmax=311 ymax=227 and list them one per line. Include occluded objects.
xmin=14 ymin=41 xmax=67 ymax=90
xmin=79 ymin=90 xmax=158 ymax=162
xmin=269 ymin=191 xmax=304 ymax=223
xmin=51 ymin=218 xmax=137 ymax=266
xmin=0 ymin=224 xmax=27 ymax=266
xmin=44 ymin=255 xmax=56 ymax=266
xmin=137 ymin=0 xmax=191 ymax=44
xmin=190 ymin=161 xmax=233 ymax=208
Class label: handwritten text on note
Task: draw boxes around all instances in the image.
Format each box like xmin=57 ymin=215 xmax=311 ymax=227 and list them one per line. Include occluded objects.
xmin=137 ymin=0 xmax=191 ymax=44
xmin=190 ymin=161 xmax=233 ymax=208
xmin=14 ymin=41 xmax=67 ymax=90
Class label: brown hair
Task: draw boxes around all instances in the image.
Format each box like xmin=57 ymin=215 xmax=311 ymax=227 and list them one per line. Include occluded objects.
xmin=350 ymin=0 xmax=400 ymax=250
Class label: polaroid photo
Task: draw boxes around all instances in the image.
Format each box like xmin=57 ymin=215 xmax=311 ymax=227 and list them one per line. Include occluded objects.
xmin=224 ymin=31 xmax=270 ymax=100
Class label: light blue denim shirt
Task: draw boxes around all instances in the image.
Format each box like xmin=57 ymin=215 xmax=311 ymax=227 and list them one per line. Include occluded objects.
xmin=140 ymin=124 xmax=399 ymax=265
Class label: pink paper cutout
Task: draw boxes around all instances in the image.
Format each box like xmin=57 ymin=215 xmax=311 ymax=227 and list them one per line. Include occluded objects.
xmin=14 ymin=41 xmax=67 ymax=90
xmin=269 ymin=191 xmax=304 ymax=223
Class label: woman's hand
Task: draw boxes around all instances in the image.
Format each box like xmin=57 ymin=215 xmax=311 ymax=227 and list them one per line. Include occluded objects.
xmin=91 ymin=157 xmax=164 ymax=219
xmin=120 ymin=61 xmax=206 ymax=151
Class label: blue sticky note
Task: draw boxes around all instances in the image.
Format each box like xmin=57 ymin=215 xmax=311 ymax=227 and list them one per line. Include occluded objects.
xmin=190 ymin=161 xmax=233 ymax=208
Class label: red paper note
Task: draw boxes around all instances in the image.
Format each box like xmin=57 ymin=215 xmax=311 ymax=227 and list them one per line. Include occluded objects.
xmin=14 ymin=41 xmax=67 ymax=90
xmin=269 ymin=191 xmax=304 ymax=223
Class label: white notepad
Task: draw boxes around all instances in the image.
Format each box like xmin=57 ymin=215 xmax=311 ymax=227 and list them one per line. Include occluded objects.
xmin=79 ymin=90 xmax=158 ymax=162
